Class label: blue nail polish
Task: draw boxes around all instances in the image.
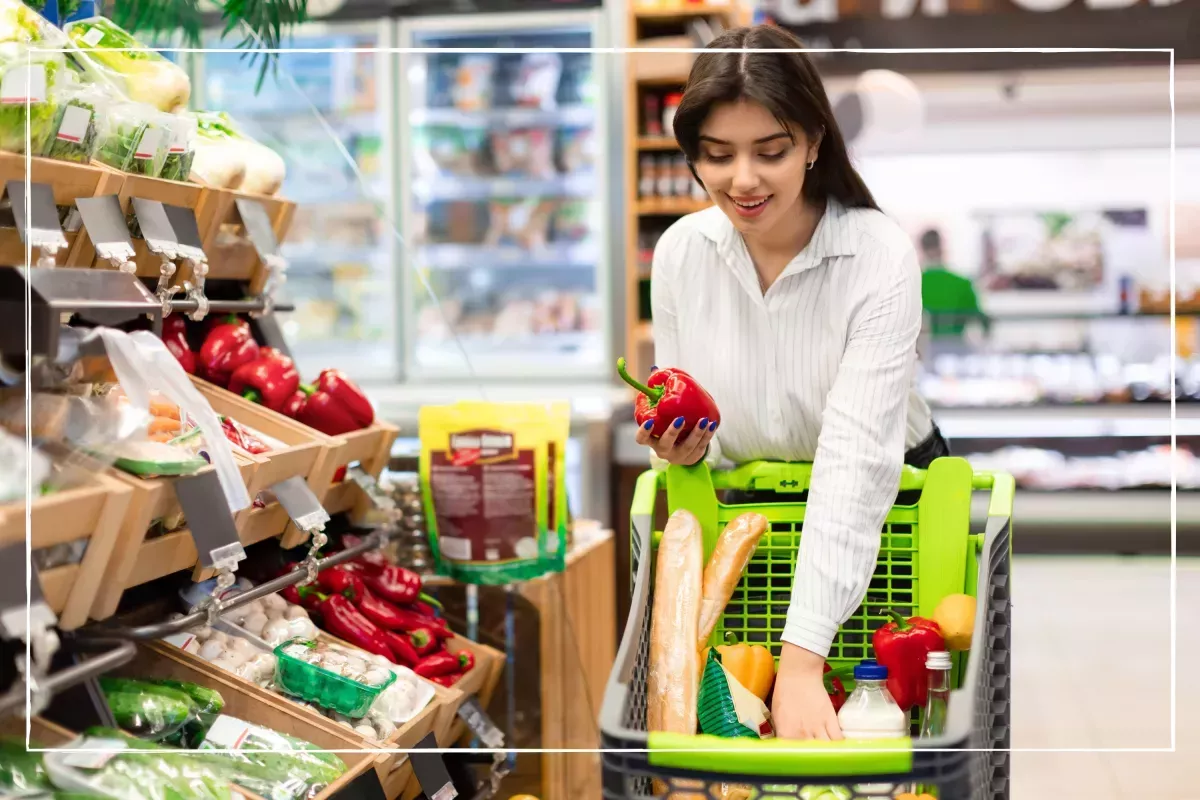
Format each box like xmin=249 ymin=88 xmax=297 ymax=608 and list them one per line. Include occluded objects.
xmin=642 ymin=420 xmax=653 ymax=431
xmin=699 ymin=418 xmax=709 ymax=430
xmin=710 ymin=422 xmax=719 ymax=432
xmin=650 ymin=364 xmax=658 ymax=371
xmin=673 ymin=417 xmax=684 ymax=429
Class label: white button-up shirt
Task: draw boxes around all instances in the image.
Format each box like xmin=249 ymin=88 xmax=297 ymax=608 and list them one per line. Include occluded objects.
xmin=650 ymin=198 xmax=935 ymax=658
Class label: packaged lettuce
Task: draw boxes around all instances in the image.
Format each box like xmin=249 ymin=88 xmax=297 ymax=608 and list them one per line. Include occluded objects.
xmin=42 ymin=730 xmax=233 ymax=800
xmin=0 ymin=0 xmax=68 ymax=46
xmin=197 ymin=715 xmax=346 ymax=800
xmin=64 ymin=17 xmax=189 ymax=113
xmin=160 ymin=113 xmax=195 ymax=182
xmin=94 ymin=101 xmax=169 ymax=176
xmin=45 ymin=81 xmax=107 ymax=164
xmin=0 ymin=44 xmax=62 ymax=155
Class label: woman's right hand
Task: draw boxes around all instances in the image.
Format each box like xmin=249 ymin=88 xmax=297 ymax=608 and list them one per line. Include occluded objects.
xmin=635 ymin=416 xmax=716 ymax=466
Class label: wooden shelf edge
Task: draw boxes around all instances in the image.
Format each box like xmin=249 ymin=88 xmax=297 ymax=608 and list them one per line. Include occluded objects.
xmin=636 ymin=198 xmax=712 ymax=216
xmin=637 ymin=136 xmax=682 ymax=151
xmin=632 ymin=2 xmax=740 ymax=20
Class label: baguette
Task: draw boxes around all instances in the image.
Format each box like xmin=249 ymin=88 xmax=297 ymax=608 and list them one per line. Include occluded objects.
xmin=647 ymin=508 xmax=704 ymax=737
xmin=697 ymin=512 xmax=769 ymax=649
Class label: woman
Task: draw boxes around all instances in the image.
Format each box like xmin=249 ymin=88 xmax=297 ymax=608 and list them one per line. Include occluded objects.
xmin=633 ymin=25 xmax=949 ymax=740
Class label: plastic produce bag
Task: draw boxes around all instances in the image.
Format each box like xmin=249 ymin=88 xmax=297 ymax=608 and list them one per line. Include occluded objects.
xmin=63 ymin=17 xmax=189 ymax=112
xmin=0 ymin=737 xmax=54 ymax=795
xmin=160 ymin=113 xmax=195 ymax=182
xmin=197 ymin=715 xmax=346 ymax=800
xmin=43 ymin=730 xmax=234 ymax=800
xmin=0 ymin=0 xmax=69 ymax=46
xmin=697 ymin=645 xmax=774 ymax=739
xmin=94 ymin=101 xmax=169 ymax=176
xmin=189 ymin=111 xmax=245 ymax=189
xmin=45 ymin=79 xmax=108 ymax=163
xmin=99 ymin=677 xmax=224 ymax=748
xmin=0 ymin=43 xmax=63 ymax=155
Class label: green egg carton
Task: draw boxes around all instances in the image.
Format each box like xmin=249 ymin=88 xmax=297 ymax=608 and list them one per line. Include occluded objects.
xmin=272 ymin=638 xmax=396 ymax=719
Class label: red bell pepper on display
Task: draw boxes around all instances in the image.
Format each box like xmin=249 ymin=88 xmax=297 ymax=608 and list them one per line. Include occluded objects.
xmin=616 ymin=357 xmax=721 ymax=438
xmin=354 ymin=589 xmax=415 ymax=633
xmin=408 ymin=628 xmax=439 ymax=657
xmin=280 ymin=389 xmax=308 ymax=419
xmin=413 ymin=651 xmax=472 ymax=679
xmin=204 ymin=314 xmax=249 ymax=337
xmin=316 ymin=567 xmax=365 ymax=601
xmin=427 ymin=673 xmax=460 ymax=688
xmin=872 ymin=610 xmax=945 ymax=712
xmin=297 ymin=369 xmax=375 ymax=436
xmin=200 ymin=323 xmax=260 ymax=387
xmin=361 ymin=566 xmax=422 ymax=606
xmin=455 ymin=649 xmax=475 ymax=673
xmin=313 ymin=593 xmax=395 ymax=662
xmin=382 ymin=630 xmax=420 ymax=667
xmin=228 ymin=348 xmax=300 ymax=412
xmin=162 ymin=315 xmax=195 ymax=374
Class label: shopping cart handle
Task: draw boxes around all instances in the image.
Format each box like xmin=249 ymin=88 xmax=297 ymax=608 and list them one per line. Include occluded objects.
xmin=711 ymin=462 xmax=929 ymax=494
xmin=646 ymin=732 xmax=913 ymax=778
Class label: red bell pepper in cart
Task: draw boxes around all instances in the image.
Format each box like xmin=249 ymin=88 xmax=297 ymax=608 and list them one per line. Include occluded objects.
xmin=200 ymin=323 xmax=260 ymax=387
xmin=297 ymin=369 xmax=375 ymax=436
xmin=360 ymin=566 xmax=422 ymax=605
xmin=313 ymin=593 xmax=396 ymax=662
xmin=872 ymin=609 xmax=946 ymax=712
xmin=413 ymin=650 xmax=473 ymax=679
xmin=228 ymin=348 xmax=300 ymax=412
xmin=616 ymin=357 xmax=721 ymax=438
xmin=824 ymin=663 xmax=850 ymax=712
xmin=162 ymin=314 xmax=195 ymax=374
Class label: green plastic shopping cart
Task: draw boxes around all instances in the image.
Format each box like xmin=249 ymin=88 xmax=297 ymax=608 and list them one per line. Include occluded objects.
xmin=599 ymin=456 xmax=1013 ymax=800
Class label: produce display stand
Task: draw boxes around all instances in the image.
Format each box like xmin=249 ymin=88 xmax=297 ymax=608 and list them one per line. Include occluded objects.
xmin=91 ymin=456 xmax=261 ymax=620
xmin=313 ymin=421 xmax=403 ymax=523
xmin=0 ymin=152 xmax=124 ymax=268
xmin=100 ymin=173 xmax=206 ymax=280
xmin=0 ymin=468 xmax=134 ymax=630
xmin=600 ymin=459 xmax=1014 ymax=800
xmin=194 ymin=184 xmax=297 ymax=290
xmin=129 ymin=640 xmax=429 ymax=799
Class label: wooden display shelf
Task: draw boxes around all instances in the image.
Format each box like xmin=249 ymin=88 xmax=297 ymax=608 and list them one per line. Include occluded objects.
xmin=92 ymin=455 xmax=260 ymax=621
xmin=131 ymin=640 xmax=436 ymax=799
xmin=89 ymin=173 xmax=205 ymax=280
xmin=637 ymin=135 xmax=682 ymax=150
xmin=632 ymin=1 xmax=738 ymax=19
xmin=0 ymin=153 xmax=123 ymax=267
xmin=636 ymin=197 xmax=711 ymax=216
xmin=0 ymin=470 xmax=132 ymax=630
xmin=192 ymin=377 xmax=341 ymax=561
xmin=195 ymin=185 xmax=297 ymax=290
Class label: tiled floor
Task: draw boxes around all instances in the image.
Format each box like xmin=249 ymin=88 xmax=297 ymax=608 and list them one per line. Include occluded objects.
xmin=1011 ymin=555 xmax=1196 ymax=799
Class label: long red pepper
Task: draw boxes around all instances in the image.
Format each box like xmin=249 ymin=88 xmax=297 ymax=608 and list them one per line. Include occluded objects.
xmin=872 ymin=609 xmax=945 ymax=712
xmin=382 ymin=630 xmax=420 ymax=667
xmin=317 ymin=567 xmax=365 ymax=600
xmin=408 ymin=628 xmax=439 ymax=657
xmin=314 ymin=594 xmax=395 ymax=662
xmin=387 ymin=606 xmax=452 ymax=640
xmin=427 ymin=674 xmax=460 ymax=688
xmin=361 ymin=566 xmax=422 ymax=606
xmin=617 ymin=357 xmax=721 ymax=438
xmin=413 ymin=651 xmax=471 ymax=678
xmin=354 ymin=589 xmax=415 ymax=633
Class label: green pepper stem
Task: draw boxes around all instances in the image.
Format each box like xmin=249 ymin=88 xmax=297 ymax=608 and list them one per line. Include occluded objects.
xmin=243 ymin=389 xmax=261 ymax=405
xmin=418 ymin=592 xmax=443 ymax=610
xmin=883 ymin=609 xmax=911 ymax=630
xmin=616 ymin=357 xmax=663 ymax=402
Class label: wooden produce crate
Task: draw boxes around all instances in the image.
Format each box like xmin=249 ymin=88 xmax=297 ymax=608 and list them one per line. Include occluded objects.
xmin=87 ymin=173 xmax=205 ymax=281
xmin=0 ymin=152 xmax=124 ymax=267
xmin=131 ymin=639 xmax=440 ymax=799
xmin=0 ymin=714 xmax=76 ymax=744
xmin=281 ymin=420 xmax=401 ymax=548
xmin=91 ymin=456 xmax=260 ymax=621
xmin=195 ymin=185 xmax=296 ymax=290
xmin=193 ymin=377 xmax=340 ymax=560
xmin=0 ymin=471 xmax=132 ymax=630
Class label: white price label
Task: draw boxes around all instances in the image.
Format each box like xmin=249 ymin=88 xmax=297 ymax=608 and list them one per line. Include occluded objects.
xmin=62 ymin=738 xmax=126 ymax=769
xmin=81 ymin=26 xmax=105 ymax=47
xmin=134 ymin=127 xmax=163 ymax=160
xmin=201 ymin=715 xmax=252 ymax=749
xmin=162 ymin=632 xmax=197 ymax=651
xmin=0 ymin=64 xmax=47 ymax=104
xmin=56 ymin=105 xmax=92 ymax=143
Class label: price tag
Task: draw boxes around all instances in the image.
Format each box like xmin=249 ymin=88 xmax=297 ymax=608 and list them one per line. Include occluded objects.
xmin=162 ymin=203 xmax=206 ymax=263
xmin=234 ymin=198 xmax=281 ymax=260
xmin=456 ymin=696 xmax=505 ymax=749
xmin=76 ymin=195 xmax=136 ymax=263
xmin=130 ymin=198 xmax=177 ymax=256
xmin=7 ymin=181 xmax=68 ymax=254
xmin=347 ymin=465 xmax=396 ymax=512
xmin=0 ymin=541 xmax=57 ymax=640
xmin=0 ymin=63 xmax=47 ymax=104
xmin=61 ymin=738 xmax=126 ymax=769
xmin=410 ymin=733 xmax=456 ymax=800
xmin=55 ymin=105 xmax=91 ymax=144
xmin=271 ymin=475 xmax=330 ymax=533
xmin=133 ymin=126 xmax=163 ymax=161
xmin=173 ymin=470 xmax=245 ymax=570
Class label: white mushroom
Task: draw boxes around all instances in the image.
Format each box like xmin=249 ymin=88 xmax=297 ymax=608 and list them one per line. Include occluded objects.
xmin=284 ymin=604 xmax=309 ymax=621
xmin=261 ymin=619 xmax=292 ymax=646
xmin=362 ymin=668 xmax=391 ymax=687
xmin=260 ymin=593 xmax=288 ymax=616
xmin=320 ymin=651 xmax=347 ymax=668
xmin=229 ymin=637 xmax=258 ymax=656
xmin=354 ymin=724 xmax=377 ymax=739
xmin=198 ymin=640 xmax=226 ymax=662
xmin=286 ymin=616 xmax=314 ymax=640
xmin=242 ymin=612 xmax=269 ymax=637
xmin=192 ymin=624 xmax=214 ymax=641
xmin=344 ymin=656 xmax=366 ymax=675
xmin=207 ymin=631 xmax=229 ymax=647
xmin=210 ymin=655 xmax=242 ymax=673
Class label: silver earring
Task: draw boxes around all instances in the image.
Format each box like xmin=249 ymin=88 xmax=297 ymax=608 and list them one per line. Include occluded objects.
xmin=806 ymin=160 xmax=815 ymax=171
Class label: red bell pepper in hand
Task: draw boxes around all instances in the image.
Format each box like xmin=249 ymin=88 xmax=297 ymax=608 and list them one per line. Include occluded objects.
xmin=297 ymin=369 xmax=375 ymax=436
xmin=872 ymin=609 xmax=945 ymax=712
xmin=313 ymin=593 xmax=396 ymax=662
xmin=413 ymin=650 xmax=473 ymax=678
xmin=382 ymin=630 xmax=420 ymax=667
xmin=360 ymin=566 xmax=422 ymax=606
xmin=228 ymin=348 xmax=300 ymax=412
xmin=616 ymin=357 xmax=720 ymax=438
xmin=162 ymin=314 xmax=195 ymax=374
xmin=200 ymin=323 xmax=260 ymax=387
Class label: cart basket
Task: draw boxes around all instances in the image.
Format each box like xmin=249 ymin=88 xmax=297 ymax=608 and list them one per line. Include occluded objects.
xmin=599 ymin=457 xmax=1014 ymax=800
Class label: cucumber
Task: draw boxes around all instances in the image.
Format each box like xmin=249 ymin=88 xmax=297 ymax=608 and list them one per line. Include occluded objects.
xmin=102 ymin=689 xmax=193 ymax=743
xmin=146 ymin=680 xmax=225 ymax=746
xmin=100 ymin=677 xmax=206 ymax=746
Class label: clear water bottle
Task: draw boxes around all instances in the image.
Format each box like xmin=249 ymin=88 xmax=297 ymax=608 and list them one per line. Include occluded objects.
xmin=920 ymin=651 xmax=953 ymax=739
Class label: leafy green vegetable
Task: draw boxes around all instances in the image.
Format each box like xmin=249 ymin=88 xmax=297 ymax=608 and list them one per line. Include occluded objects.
xmin=44 ymin=98 xmax=95 ymax=163
xmin=94 ymin=104 xmax=169 ymax=177
xmin=0 ymin=55 xmax=60 ymax=156
xmin=0 ymin=736 xmax=53 ymax=795
xmin=65 ymin=18 xmax=190 ymax=112
xmin=160 ymin=148 xmax=193 ymax=182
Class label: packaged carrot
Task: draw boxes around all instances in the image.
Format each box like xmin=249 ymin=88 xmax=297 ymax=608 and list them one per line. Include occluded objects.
xmin=418 ymin=402 xmax=567 ymax=584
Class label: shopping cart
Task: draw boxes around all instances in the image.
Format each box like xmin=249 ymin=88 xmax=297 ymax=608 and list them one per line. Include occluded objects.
xmin=599 ymin=457 xmax=1013 ymax=800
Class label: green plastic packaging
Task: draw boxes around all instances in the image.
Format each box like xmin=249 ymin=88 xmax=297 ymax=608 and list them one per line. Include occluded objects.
xmin=697 ymin=649 xmax=771 ymax=740
xmin=273 ymin=638 xmax=396 ymax=719
xmin=196 ymin=714 xmax=346 ymax=800
xmin=0 ymin=737 xmax=53 ymax=795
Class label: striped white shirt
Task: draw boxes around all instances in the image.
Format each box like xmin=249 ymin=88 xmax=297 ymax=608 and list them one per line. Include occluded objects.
xmin=650 ymin=198 xmax=935 ymax=658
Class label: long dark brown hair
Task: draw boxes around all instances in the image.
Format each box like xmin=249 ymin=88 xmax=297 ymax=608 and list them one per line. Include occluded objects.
xmin=673 ymin=25 xmax=879 ymax=211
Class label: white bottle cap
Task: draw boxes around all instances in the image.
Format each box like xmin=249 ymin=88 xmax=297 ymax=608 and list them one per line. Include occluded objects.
xmin=927 ymin=651 xmax=952 ymax=670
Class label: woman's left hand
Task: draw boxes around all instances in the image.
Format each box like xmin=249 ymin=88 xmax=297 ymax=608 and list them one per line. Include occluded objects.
xmin=772 ymin=642 xmax=844 ymax=741
xmin=635 ymin=416 xmax=716 ymax=466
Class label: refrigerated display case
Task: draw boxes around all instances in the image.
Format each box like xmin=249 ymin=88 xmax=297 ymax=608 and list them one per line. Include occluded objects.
xmin=399 ymin=11 xmax=610 ymax=380
xmin=191 ymin=22 xmax=398 ymax=382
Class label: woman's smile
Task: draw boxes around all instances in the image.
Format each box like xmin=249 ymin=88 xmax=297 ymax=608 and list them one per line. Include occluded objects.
xmin=728 ymin=193 xmax=773 ymax=218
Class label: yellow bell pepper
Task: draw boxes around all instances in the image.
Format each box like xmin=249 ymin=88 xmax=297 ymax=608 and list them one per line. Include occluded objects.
xmin=933 ymin=593 xmax=977 ymax=651
xmin=714 ymin=642 xmax=776 ymax=702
